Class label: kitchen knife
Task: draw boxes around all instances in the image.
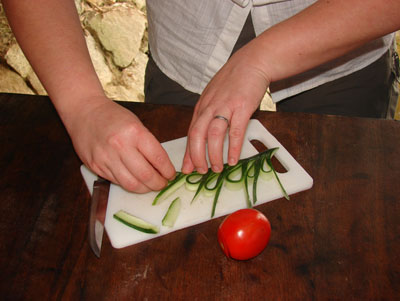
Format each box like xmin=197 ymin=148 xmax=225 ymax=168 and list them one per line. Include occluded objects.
xmin=89 ymin=177 xmax=111 ymax=258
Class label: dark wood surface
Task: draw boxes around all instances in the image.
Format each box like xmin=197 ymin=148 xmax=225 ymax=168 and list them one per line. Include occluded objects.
xmin=1 ymin=93 xmax=399 ymax=300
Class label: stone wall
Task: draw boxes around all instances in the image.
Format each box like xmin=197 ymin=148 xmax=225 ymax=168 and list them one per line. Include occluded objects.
xmin=0 ymin=0 xmax=148 ymax=102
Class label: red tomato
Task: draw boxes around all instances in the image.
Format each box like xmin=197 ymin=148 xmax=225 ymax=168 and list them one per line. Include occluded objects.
xmin=218 ymin=208 xmax=271 ymax=260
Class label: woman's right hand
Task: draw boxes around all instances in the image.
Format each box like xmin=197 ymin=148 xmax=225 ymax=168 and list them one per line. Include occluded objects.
xmin=66 ymin=96 xmax=176 ymax=193
xmin=2 ymin=1 xmax=175 ymax=193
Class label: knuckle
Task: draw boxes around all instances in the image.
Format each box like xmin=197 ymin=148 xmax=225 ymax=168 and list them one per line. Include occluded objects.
xmin=153 ymin=152 xmax=166 ymax=166
xmin=166 ymin=167 xmax=177 ymax=180
xmin=229 ymin=126 xmax=243 ymax=139
xmin=87 ymin=153 xmax=106 ymax=173
xmin=208 ymin=125 xmax=225 ymax=138
xmin=123 ymin=122 xmax=141 ymax=135
xmin=107 ymin=132 xmax=124 ymax=150
xmin=154 ymin=180 xmax=168 ymax=191
xmin=122 ymin=177 xmax=141 ymax=192
xmin=138 ymin=167 xmax=154 ymax=183
xmin=89 ymin=160 xmax=101 ymax=173
xmin=189 ymin=126 xmax=203 ymax=139
xmin=108 ymin=124 xmax=140 ymax=149
xmin=229 ymin=144 xmax=242 ymax=155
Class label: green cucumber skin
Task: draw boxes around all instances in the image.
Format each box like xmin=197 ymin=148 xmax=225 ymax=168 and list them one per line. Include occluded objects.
xmin=185 ymin=173 xmax=202 ymax=191
xmin=151 ymin=147 xmax=288 ymax=218
xmin=152 ymin=172 xmax=187 ymax=205
xmin=210 ymin=170 xmax=228 ymax=217
xmin=252 ymin=158 xmax=262 ymax=205
xmin=268 ymin=158 xmax=290 ymax=200
xmin=191 ymin=170 xmax=213 ymax=203
xmin=113 ymin=211 xmax=159 ymax=234
xmin=162 ymin=197 xmax=181 ymax=227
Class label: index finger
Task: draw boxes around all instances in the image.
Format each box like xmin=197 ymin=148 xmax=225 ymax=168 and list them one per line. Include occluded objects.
xmin=138 ymin=131 xmax=177 ymax=180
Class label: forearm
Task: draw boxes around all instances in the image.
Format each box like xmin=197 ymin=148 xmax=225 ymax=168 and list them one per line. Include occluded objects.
xmin=2 ymin=0 xmax=105 ymax=123
xmin=3 ymin=1 xmax=177 ymax=192
xmin=246 ymin=0 xmax=400 ymax=84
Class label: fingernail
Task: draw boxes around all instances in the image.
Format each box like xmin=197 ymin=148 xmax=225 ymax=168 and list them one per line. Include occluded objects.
xmin=228 ymin=157 xmax=237 ymax=165
xmin=198 ymin=167 xmax=207 ymax=174
xmin=212 ymin=165 xmax=222 ymax=173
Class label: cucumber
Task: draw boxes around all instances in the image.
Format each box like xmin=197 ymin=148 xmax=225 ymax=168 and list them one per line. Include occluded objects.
xmin=224 ymin=163 xmax=245 ymax=191
xmin=113 ymin=210 xmax=159 ymax=234
xmin=185 ymin=172 xmax=203 ymax=191
xmin=151 ymin=147 xmax=289 ymax=217
xmin=162 ymin=197 xmax=181 ymax=227
xmin=152 ymin=172 xmax=187 ymax=205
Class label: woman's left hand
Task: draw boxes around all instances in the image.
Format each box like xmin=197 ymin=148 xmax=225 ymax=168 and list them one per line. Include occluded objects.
xmin=181 ymin=45 xmax=270 ymax=175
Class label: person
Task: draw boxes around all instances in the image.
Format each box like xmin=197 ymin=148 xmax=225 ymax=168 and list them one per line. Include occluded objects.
xmin=3 ymin=0 xmax=400 ymax=193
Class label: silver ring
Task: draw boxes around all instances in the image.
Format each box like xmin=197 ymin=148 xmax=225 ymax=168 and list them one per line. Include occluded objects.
xmin=214 ymin=115 xmax=230 ymax=127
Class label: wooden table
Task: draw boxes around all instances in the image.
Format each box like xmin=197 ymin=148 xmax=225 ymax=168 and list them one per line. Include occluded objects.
xmin=1 ymin=93 xmax=399 ymax=300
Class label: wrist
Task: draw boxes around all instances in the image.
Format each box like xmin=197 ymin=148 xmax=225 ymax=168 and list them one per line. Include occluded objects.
xmin=52 ymin=90 xmax=109 ymax=134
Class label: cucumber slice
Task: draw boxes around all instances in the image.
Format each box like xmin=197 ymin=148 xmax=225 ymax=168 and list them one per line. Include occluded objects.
xmin=113 ymin=210 xmax=159 ymax=234
xmin=152 ymin=172 xmax=187 ymax=205
xmin=185 ymin=172 xmax=203 ymax=191
xmin=210 ymin=171 xmax=227 ymax=217
xmin=225 ymin=164 xmax=245 ymax=191
xmin=243 ymin=160 xmax=253 ymax=208
xmin=150 ymin=147 xmax=288 ymax=212
xmin=162 ymin=197 xmax=181 ymax=227
xmin=204 ymin=172 xmax=220 ymax=196
xmin=190 ymin=169 xmax=213 ymax=203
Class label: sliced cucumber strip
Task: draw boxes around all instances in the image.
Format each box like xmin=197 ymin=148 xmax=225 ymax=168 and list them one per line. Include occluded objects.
xmin=251 ymin=157 xmax=262 ymax=204
xmin=225 ymin=163 xmax=245 ymax=191
xmin=204 ymin=172 xmax=220 ymax=197
xmin=152 ymin=172 xmax=187 ymax=205
xmin=260 ymin=168 xmax=273 ymax=181
xmin=185 ymin=172 xmax=203 ymax=191
xmin=243 ymin=160 xmax=253 ymax=208
xmin=191 ymin=169 xmax=213 ymax=203
xmin=113 ymin=210 xmax=159 ymax=234
xmin=246 ymin=159 xmax=256 ymax=178
xmin=162 ymin=197 xmax=181 ymax=227
xmin=262 ymin=148 xmax=289 ymax=200
xmin=210 ymin=169 xmax=228 ymax=217
xmin=267 ymin=156 xmax=290 ymax=200
xmin=150 ymin=147 xmax=289 ymax=215
xmin=260 ymin=152 xmax=273 ymax=181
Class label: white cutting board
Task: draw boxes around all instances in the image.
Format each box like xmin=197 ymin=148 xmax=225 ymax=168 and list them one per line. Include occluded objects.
xmin=81 ymin=119 xmax=313 ymax=249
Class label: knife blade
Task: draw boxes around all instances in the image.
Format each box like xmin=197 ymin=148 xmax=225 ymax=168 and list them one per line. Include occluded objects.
xmin=88 ymin=177 xmax=110 ymax=258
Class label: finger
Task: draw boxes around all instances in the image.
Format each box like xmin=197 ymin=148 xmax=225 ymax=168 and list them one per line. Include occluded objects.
xmin=137 ymin=131 xmax=176 ymax=180
xmin=120 ymin=145 xmax=170 ymax=192
xmin=187 ymin=109 xmax=213 ymax=174
xmin=207 ymin=115 xmax=230 ymax=172
xmin=181 ymin=107 xmax=201 ymax=174
xmin=181 ymin=142 xmax=195 ymax=174
xmin=89 ymin=160 xmax=118 ymax=185
xmin=108 ymin=160 xmax=152 ymax=193
xmin=89 ymin=155 xmax=151 ymax=193
xmin=227 ymin=112 xmax=252 ymax=166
